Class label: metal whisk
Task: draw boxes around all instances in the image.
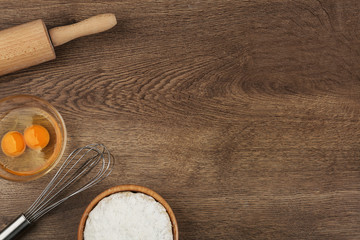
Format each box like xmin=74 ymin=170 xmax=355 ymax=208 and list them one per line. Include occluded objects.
xmin=0 ymin=143 xmax=113 ymax=240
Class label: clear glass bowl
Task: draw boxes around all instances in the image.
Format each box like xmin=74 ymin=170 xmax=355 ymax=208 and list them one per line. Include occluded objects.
xmin=0 ymin=95 xmax=67 ymax=181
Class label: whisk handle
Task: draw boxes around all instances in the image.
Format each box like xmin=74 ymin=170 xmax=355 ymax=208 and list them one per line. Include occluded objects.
xmin=0 ymin=215 xmax=30 ymax=240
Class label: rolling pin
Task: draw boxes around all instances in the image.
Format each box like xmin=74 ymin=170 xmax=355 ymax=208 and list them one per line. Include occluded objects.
xmin=0 ymin=13 xmax=117 ymax=76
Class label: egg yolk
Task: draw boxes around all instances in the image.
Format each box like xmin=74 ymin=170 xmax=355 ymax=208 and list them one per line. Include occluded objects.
xmin=24 ymin=125 xmax=50 ymax=150
xmin=1 ymin=131 xmax=26 ymax=157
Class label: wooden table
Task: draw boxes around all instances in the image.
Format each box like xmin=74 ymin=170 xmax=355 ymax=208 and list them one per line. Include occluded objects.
xmin=1 ymin=1 xmax=359 ymax=239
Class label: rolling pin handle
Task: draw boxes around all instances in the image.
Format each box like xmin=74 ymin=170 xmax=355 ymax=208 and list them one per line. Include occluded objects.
xmin=49 ymin=13 xmax=117 ymax=47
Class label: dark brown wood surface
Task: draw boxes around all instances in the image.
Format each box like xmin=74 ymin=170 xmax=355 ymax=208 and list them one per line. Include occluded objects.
xmin=0 ymin=0 xmax=359 ymax=239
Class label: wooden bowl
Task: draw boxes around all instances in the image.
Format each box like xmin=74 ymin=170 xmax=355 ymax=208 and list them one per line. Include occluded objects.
xmin=78 ymin=185 xmax=179 ymax=240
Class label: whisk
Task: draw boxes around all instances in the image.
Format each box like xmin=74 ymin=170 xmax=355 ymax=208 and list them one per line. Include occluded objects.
xmin=0 ymin=143 xmax=113 ymax=240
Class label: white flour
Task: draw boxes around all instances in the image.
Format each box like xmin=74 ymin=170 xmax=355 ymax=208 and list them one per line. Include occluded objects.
xmin=84 ymin=192 xmax=173 ymax=240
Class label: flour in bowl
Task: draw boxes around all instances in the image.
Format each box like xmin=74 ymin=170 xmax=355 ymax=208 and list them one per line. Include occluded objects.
xmin=84 ymin=192 xmax=173 ymax=240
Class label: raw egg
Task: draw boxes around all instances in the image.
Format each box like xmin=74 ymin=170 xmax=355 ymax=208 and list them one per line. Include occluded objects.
xmin=24 ymin=125 xmax=50 ymax=150
xmin=1 ymin=131 xmax=26 ymax=157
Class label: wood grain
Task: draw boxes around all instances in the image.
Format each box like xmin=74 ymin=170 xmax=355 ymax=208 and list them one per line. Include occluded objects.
xmin=0 ymin=0 xmax=359 ymax=239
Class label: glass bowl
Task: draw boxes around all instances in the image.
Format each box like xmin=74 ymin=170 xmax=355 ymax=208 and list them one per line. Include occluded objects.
xmin=0 ymin=95 xmax=67 ymax=181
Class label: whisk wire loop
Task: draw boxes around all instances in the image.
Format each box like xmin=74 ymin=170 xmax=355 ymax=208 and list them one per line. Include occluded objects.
xmin=24 ymin=143 xmax=112 ymax=223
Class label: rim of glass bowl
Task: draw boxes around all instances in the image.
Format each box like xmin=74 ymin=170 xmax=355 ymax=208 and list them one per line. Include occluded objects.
xmin=0 ymin=95 xmax=67 ymax=181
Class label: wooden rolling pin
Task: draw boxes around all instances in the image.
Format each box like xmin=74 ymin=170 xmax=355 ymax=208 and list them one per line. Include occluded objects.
xmin=0 ymin=13 xmax=117 ymax=76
